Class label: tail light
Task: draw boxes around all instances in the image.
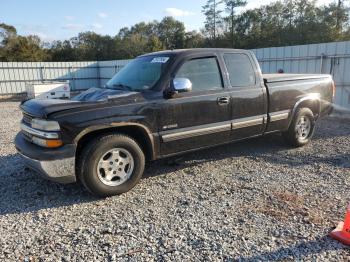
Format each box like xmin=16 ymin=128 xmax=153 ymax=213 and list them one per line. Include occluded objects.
xmin=332 ymin=80 xmax=336 ymax=99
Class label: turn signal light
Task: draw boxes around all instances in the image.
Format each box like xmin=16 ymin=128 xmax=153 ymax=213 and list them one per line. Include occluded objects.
xmin=46 ymin=139 xmax=63 ymax=148
xmin=332 ymin=80 xmax=336 ymax=98
xmin=32 ymin=137 xmax=63 ymax=148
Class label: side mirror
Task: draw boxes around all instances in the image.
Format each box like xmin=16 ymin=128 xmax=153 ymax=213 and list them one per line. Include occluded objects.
xmin=172 ymin=78 xmax=192 ymax=93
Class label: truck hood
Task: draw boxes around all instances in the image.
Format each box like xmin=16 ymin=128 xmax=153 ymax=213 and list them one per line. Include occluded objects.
xmin=20 ymin=88 xmax=142 ymax=118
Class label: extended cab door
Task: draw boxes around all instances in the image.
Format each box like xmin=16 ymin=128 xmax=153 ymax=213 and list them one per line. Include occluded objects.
xmin=158 ymin=55 xmax=232 ymax=156
xmin=222 ymin=52 xmax=267 ymax=140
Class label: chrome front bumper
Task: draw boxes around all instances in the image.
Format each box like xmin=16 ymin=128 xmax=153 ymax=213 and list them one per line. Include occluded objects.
xmin=15 ymin=133 xmax=76 ymax=184
xmin=19 ymin=153 xmax=76 ymax=184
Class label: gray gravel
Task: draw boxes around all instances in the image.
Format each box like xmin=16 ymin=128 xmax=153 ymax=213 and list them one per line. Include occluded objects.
xmin=0 ymin=101 xmax=349 ymax=261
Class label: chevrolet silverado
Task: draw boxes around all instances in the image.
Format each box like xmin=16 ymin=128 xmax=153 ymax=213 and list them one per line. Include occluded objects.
xmin=15 ymin=49 xmax=335 ymax=196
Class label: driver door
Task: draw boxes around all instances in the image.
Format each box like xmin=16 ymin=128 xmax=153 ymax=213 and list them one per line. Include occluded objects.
xmin=158 ymin=56 xmax=232 ymax=156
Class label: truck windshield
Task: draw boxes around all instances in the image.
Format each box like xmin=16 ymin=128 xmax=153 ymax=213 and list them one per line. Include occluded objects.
xmin=105 ymin=55 xmax=172 ymax=91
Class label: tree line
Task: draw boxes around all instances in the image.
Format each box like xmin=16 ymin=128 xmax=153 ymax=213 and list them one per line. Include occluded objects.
xmin=0 ymin=0 xmax=349 ymax=62
xmin=203 ymin=0 xmax=350 ymax=48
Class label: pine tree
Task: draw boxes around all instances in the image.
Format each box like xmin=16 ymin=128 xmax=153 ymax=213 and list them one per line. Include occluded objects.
xmin=202 ymin=0 xmax=223 ymax=46
xmin=223 ymin=0 xmax=247 ymax=48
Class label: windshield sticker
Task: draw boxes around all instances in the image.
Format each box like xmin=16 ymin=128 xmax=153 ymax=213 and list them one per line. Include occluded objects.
xmin=151 ymin=57 xmax=169 ymax=63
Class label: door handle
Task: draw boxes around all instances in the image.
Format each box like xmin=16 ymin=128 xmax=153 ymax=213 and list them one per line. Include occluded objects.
xmin=217 ymin=96 xmax=230 ymax=105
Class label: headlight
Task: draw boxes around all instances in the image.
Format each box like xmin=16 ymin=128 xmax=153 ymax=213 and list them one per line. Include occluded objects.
xmin=31 ymin=119 xmax=60 ymax=131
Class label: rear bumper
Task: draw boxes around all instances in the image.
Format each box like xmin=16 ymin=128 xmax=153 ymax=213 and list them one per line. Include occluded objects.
xmin=15 ymin=133 xmax=76 ymax=184
xmin=320 ymin=101 xmax=334 ymax=118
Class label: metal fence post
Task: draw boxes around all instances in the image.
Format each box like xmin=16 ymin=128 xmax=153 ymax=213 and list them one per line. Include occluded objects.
xmin=96 ymin=62 xmax=101 ymax=88
xmin=68 ymin=66 xmax=75 ymax=91
xmin=320 ymin=53 xmax=325 ymax=74
xmin=39 ymin=66 xmax=44 ymax=82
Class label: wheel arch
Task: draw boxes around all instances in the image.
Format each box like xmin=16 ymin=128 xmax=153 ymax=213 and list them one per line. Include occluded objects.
xmin=288 ymin=94 xmax=321 ymax=128
xmin=75 ymin=123 xmax=156 ymax=163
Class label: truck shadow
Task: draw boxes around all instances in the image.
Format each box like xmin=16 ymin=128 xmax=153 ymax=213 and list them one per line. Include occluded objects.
xmin=144 ymin=132 xmax=350 ymax=180
xmin=232 ymin=236 xmax=348 ymax=261
xmin=0 ymin=127 xmax=348 ymax=216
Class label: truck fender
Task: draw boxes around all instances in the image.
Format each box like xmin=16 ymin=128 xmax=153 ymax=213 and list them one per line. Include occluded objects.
xmin=288 ymin=93 xmax=321 ymax=127
xmin=74 ymin=123 xmax=156 ymax=160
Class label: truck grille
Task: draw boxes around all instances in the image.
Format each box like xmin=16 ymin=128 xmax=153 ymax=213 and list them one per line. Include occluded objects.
xmin=22 ymin=129 xmax=33 ymax=141
xmin=22 ymin=113 xmax=33 ymax=125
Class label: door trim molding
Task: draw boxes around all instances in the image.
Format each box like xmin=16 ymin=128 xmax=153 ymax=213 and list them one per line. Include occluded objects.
xmin=232 ymin=115 xmax=266 ymax=130
xmin=161 ymin=121 xmax=231 ymax=142
xmin=160 ymin=111 xmax=290 ymax=143
xmin=270 ymin=110 xmax=290 ymax=122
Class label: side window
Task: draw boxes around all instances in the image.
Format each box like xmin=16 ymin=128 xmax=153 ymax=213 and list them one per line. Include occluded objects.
xmin=224 ymin=53 xmax=256 ymax=87
xmin=175 ymin=57 xmax=223 ymax=91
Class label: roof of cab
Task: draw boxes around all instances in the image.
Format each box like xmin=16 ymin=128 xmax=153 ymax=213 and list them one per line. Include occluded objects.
xmin=138 ymin=48 xmax=251 ymax=57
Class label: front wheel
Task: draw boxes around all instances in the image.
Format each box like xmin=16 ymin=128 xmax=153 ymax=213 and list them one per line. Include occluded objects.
xmin=282 ymin=108 xmax=315 ymax=147
xmin=78 ymin=134 xmax=145 ymax=197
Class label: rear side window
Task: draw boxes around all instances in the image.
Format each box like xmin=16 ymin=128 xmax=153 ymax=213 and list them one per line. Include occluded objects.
xmin=175 ymin=57 xmax=223 ymax=92
xmin=224 ymin=53 xmax=256 ymax=87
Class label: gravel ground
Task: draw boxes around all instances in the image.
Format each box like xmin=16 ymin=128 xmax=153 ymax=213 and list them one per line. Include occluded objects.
xmin=0 ymin=101 xmax=349 ymax=261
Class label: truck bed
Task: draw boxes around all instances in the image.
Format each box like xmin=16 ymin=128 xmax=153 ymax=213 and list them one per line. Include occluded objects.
xmin=263 ymin=73 xmax=331 ymax=83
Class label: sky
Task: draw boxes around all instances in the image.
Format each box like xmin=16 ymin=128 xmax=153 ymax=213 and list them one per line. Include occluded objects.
xmin=1 ymin=0 xmax=337 ymax=42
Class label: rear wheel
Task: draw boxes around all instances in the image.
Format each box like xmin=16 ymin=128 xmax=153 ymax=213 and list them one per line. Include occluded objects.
xmin=282 ymin=108 xmax=315 ymax=147
xmin=78 ymin=134 xmax=145 ymax=197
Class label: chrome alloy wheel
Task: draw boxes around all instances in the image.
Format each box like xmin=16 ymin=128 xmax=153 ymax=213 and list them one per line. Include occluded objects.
xmin=295 ymin=116 xmax=311 ymax=140
xmin=97 ymin=148 xmax=134 ymax=186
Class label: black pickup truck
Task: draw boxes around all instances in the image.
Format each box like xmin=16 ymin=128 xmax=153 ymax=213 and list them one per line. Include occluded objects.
xmin=15 ymin=49 xmax=334 ymax=196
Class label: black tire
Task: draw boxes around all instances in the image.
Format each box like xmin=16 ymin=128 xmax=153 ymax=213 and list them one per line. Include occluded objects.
xmin=282 ymin=108 xmax=315 ymax=147
xmin=78 ymin=134 xmax=145 ymax=197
